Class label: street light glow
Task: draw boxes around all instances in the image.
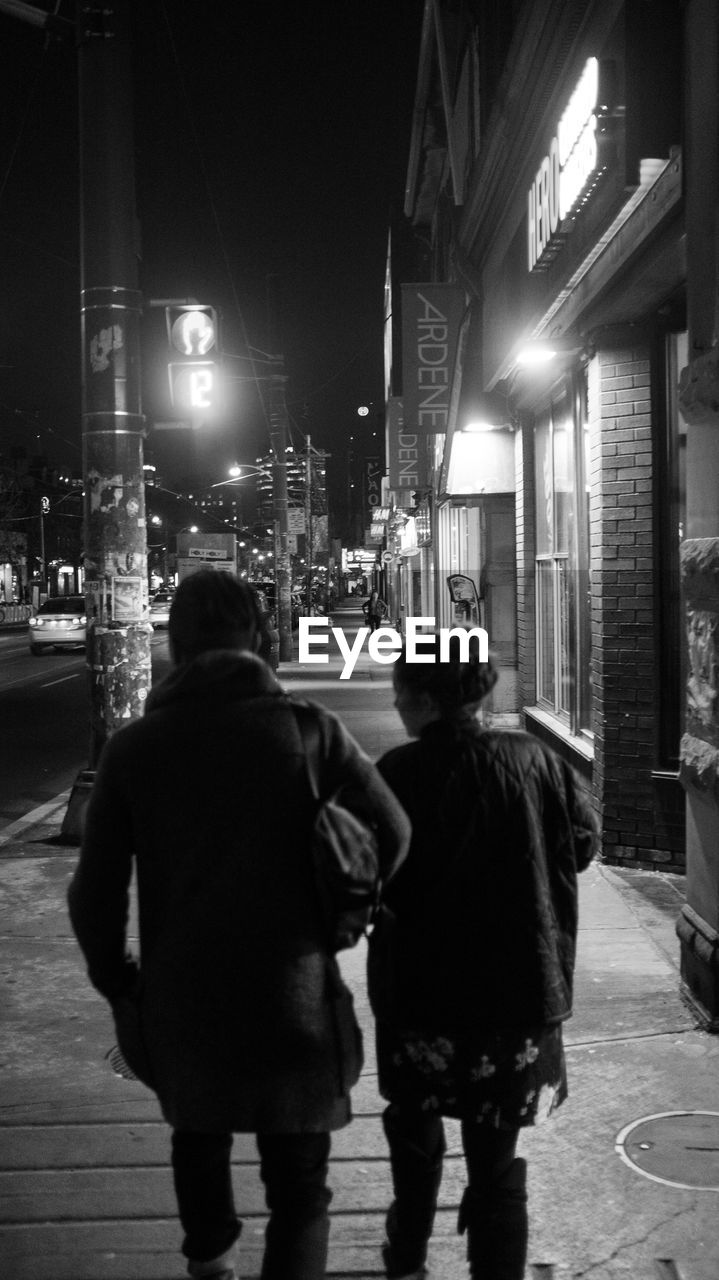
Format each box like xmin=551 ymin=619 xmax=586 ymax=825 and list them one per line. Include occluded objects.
xmin=515 ymin=342 xmax=558 ymax=365
xmin=212 ymin=463 xmax=272 ymax=489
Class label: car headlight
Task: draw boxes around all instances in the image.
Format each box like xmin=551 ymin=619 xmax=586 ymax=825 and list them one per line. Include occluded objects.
xmin=29 ymin=617 xmax=42 ymax=628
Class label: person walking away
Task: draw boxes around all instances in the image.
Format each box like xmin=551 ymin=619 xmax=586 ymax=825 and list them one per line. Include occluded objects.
xmin=368 ymin=635 xmax=599 ymax=1279
xmin=363 ymin=588 xmax=388 ymax=632
xmin=68 ymin=569 xmax=410 ymax=1280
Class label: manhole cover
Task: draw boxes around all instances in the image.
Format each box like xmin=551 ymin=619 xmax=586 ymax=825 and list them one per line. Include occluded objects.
xmin=616 ymin=1111 xmax=719 ymax=1190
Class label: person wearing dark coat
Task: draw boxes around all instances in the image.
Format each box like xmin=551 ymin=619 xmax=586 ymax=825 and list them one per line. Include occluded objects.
xmin=362 ymin=589 xmax=388 ymax=632
xmin=67 ymin=570 xmax=410 ymax=1280
xmin=367 ymin=635 xmax=599 ymax=1280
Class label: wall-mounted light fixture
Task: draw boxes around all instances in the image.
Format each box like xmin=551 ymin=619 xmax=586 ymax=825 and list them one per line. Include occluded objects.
xmin=463 ymin=419 xmax=514 ymax=433
xmin=515 ymin=341 xmax=559 ymax=366
xmin=513 ymin=337 xmax=584 ymax=368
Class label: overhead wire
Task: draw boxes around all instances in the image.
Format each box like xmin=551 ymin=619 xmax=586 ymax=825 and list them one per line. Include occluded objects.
xmin=0 ymin=36 xmax=48 ymax=207
xmin=155 ymin=1 xmax=377 ymax=457
xmin=157 ymin=0 xmax=272 ymax=438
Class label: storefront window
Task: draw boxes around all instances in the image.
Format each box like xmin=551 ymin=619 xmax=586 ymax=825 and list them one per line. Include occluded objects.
xmin=659 ymin=330 xmax=688 ymax=769
xmin=534 ymin=375 xmax=591 ymax=734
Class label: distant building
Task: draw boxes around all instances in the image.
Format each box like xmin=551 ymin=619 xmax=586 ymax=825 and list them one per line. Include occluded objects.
xmin=254 ymin=446 xmax=327 ymax=525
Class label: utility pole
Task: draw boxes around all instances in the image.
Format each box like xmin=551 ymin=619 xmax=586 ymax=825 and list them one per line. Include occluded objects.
xmin=0 ymin=2 xmax=151 ymax=830
xmin=268 ymin=357 xmax=292 ymax=661
xmin=39 ymin=495 xmax=48 ymax=594
xmin=304 ymin=434 xmax=312 ymax=615
xmin=77 ymin=0 xmax=150 ymax=767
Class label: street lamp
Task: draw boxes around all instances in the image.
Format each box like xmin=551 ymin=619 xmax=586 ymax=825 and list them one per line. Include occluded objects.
xmin=211 ymin=463 xmax=273 ymax=487
xmin=212 ymin=460 xmax=289 ymax=630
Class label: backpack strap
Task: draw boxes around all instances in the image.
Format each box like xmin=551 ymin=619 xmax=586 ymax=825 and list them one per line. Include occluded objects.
xmin=292 ymin=703 xmax=322 ymax=801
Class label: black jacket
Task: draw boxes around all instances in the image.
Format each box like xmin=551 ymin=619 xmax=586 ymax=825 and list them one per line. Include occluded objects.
xmin=68 ymin=651 xmax=409 ymax=1133
xmin=368 ymin=716 xmax=599 ymax=1031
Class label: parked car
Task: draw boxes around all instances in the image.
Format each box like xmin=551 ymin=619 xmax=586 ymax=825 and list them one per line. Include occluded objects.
xmin=28 ymin=595 xmax=87 ymax=655
xmin=149 ymin=589 xmax=174 ymax=629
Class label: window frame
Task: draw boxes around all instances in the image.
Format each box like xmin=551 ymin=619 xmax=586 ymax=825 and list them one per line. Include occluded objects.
xmin=533 ymin=369 xmax=592 ymax=740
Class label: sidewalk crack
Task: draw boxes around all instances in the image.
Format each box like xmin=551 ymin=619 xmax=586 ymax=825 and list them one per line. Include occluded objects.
xmin=570 ymin=1204 xmax=693 ymax=1277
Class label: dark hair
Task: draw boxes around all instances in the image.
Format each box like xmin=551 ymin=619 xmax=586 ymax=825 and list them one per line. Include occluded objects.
xmin=169 ymin=570 xmax=263 ymax=661
xmin=393 ymin=632 xmax=497 ymax=716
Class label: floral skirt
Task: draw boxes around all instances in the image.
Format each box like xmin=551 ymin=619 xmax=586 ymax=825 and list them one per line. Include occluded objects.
xmin=376 ymin=1022 xmax=567 ymax=1128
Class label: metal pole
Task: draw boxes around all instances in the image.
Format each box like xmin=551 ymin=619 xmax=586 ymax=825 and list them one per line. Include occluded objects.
xmin=268 ymin=356 xmax=292 ymax=661
xmin=305 ymin=434 xmax=312 ymax=615
xmin=77 ymin=0 xmax=150 ymax=766
xmin=39 ymin=503 xmax=45 ymax=594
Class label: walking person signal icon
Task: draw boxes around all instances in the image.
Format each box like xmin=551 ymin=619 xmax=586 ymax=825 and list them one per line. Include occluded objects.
xmin=165 ymin=305 xmax=218 ymax=412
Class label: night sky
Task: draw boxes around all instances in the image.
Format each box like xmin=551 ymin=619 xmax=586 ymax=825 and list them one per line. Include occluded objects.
xmin=0 ymin=0 xmax=422 ymax=521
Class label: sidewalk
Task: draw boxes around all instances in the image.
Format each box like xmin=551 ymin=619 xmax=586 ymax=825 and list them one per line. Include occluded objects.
xmin=1 ymin=606 xmax=718 ymax=1279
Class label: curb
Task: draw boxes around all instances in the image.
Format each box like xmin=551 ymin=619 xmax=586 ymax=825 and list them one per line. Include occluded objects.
xmin=0 ymin=792 xmax=71 ymax=849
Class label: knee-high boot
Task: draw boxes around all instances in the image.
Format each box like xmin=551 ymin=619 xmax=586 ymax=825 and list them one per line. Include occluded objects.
xmin=457 ymin=1157 xmax=528 ymax=1280
xmin=382 ymin=1107 xmax=445 ymax=1276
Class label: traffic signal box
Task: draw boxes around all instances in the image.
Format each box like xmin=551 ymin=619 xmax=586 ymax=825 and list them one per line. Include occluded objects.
xmin=165 ymin=304 xmax=218 ymax=413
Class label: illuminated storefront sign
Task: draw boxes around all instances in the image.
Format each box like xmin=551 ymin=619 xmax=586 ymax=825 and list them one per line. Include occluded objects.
xmin=527 ymin=57 xmax=605 ymax=272
xmin=365 ymin=456 xmax=382 ymax=526
xmin=386 ymin=396 xmax=430 ymax=490
xmin=401 ymin=285 xmax=465 ymax=434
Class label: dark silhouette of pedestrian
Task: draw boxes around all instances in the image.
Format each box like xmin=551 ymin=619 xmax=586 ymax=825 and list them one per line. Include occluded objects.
xmin=68 ymin=569 xmax=410 ymax=1280
xmin=368 ymin=635 xmax=599 ymax=1279
xmin=363 ymin=589 xmax=388 ymax=632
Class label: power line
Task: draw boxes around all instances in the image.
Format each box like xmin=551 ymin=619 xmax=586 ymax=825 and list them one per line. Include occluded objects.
xmin=158 ymin=0 xmax=273 ymax=439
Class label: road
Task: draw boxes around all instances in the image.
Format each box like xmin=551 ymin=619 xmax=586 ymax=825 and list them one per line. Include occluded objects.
xmin=0 ymin=629 xmax=173 ymax=831
xmin=0 ymin=616 xmax=405 ymax=833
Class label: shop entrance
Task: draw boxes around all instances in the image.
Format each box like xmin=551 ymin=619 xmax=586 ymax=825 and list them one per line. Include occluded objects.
xmin=480 ymin=496 xmax=517 ymax=667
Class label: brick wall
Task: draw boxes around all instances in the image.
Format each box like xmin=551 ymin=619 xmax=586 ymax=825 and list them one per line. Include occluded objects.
xmin=590 ymin=345 xmax=685 ymax=871
xmin=515 ymin=417 xmax=537 ymax=707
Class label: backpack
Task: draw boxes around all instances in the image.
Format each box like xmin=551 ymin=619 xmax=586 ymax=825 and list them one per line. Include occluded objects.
xmin=293 ymin=705 xmax=381 ymax=951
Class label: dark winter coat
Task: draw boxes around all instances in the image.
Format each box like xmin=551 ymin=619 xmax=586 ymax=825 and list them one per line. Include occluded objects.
xmin=68 ymin=651 xmax=409 ymax=1134
xmin=368 ymin=715 xmax=599 ymax=1032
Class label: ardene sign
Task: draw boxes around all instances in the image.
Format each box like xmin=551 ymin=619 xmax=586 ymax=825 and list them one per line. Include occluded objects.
xmin=527 ymin=57 xmax=605 ymax=273
xmin=401 ymin=284 xmax=465 ymax=436
xmin=387 ymin=396 xmax=429 ymax=491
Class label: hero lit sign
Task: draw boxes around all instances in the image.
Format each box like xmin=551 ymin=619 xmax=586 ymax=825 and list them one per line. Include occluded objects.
xmin=527 ymin=57 xmax=605 ymax=273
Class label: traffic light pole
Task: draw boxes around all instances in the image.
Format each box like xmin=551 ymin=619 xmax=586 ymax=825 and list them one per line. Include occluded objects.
xmin=77 ymin=0 xmax=150 ymax=768
xmin=0 ymin=1 xmax=151 ymax=835
xmin=268 ymin=356 xmax=293 ymax=662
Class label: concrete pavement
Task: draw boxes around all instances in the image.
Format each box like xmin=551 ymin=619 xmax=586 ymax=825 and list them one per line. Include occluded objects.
xmin=1 ymin=602 xmax=718 ymax=1279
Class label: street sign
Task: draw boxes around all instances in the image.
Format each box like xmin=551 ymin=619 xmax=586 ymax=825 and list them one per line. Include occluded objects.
xmin=381 ymin=550 xmax=394 ymax=563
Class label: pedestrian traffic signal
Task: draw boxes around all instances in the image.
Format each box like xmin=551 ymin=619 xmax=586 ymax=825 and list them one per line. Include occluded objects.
xmin=165 ymin=304 xmax=218 ymax=413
